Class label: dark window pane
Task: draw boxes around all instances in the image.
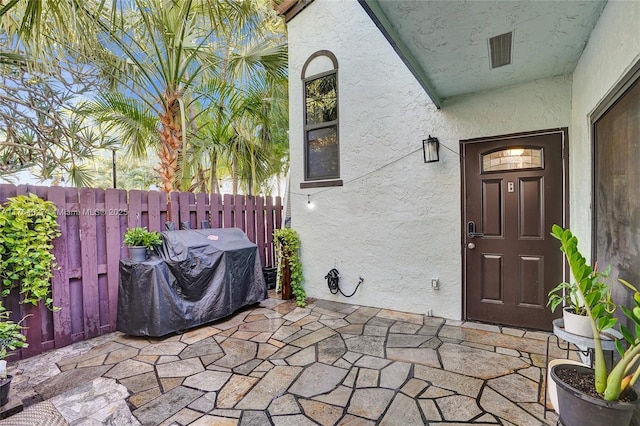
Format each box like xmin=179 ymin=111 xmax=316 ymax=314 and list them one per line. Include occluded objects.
xmin=307 ymin=126 xmax=338 ymax=180
xmin=305 ymin=74 xmax=337 ymax=125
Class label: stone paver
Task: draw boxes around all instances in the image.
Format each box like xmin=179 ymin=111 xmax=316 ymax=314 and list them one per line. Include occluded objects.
xmin=6 ymin=295 xmax=558 ymax=426
xmin=217 ymin=375 xmax=260 ymax=409
xmin=180 ymin=337 xmax=223 ymax=359
xmin=386 ymin=347 xmax=440 ymax=367
xmin=347 ymin=388 xmax=395 ymax=420
xmin=132 ymin=386 xmax=203 ymax=425
xmin=313 ymin=385 xmax=352 ymax=406
xmin=216 ymin=338 xmax=259 ymax=369
xmin=480 ymin=386 xmax=543 ymax=425
xmin=183 ymin=370 xmax=232 ymax=391
xmin=119 ymin=371 xmax=159 ymax=393
xmin=35 ymin=365 xmax=112 ymax=400
xmin=379 ymin=361 xmax=411 ymax=389
xmin=413 ymin=364 xmax=484 ymax=397
xmin=289 ymin=362 xmax=349 ymax=398
xmin=344 ymin=335 xmax=386 ymax=357
xmin=440 ymin=342 xmax=529 ymax=379
xmin=188 ymin=392 xmax=218 ymax=412
xmin=379 ymin=393 xmax=423 ymax=426
xmin=436 ymin=394 xmax=483 ymax=421
xmin=139 ymin=341 xmax=187 ymax=356
xmin=50 ymin=377 xmax=139 ymax=425
xmin=268 ymin=394 xmax=300 ymax=415
xmin=299 ymin=399 xmax=343 ymax=425
xmin=239 ymin=410 xmax=270 ymax=426
xmin=235 ymin=366 xmax=302 ymax=410
xmin=344 ymin=307 xmax=380 ymax=324
xmin=286 ymin=346 xmax=316 ymax=366
xmin=418 ymin=398 xmax=441 ymax=421
xmin=156 ymin=358 xmax=204 ymax=378
xmin=289 ymin=327 xmax=336 ymax=348
xmin=488 ymin=373 xmax=539 ymax=402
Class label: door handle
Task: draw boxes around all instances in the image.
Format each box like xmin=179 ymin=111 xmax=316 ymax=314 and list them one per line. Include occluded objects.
xmin=467 ymin=221 xmax=484 ymax=238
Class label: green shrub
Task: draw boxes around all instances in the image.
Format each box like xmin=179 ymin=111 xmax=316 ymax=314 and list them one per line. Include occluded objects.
xmin=0 ymin=305 xmax=28 ymax=364
xmin=0 ymin=193 xmax=61 ymax=309
xmin=123 ymin=226 xmax=162 ymax=249
xmin=274 ymin=228 xmax=306 ymax=307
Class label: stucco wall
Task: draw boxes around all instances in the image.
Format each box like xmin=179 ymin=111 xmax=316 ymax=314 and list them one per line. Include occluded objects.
xmin=287 ymin=0 xmax=571 ymax=319
xmin=570 ymin=0 xmax=640 ymax=260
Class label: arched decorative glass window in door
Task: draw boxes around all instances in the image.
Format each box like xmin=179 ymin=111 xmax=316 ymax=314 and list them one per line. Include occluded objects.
xmin=482 ymin=147 xmax=543 ymax=173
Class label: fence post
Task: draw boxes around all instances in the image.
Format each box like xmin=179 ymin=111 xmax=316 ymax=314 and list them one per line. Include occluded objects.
xmin=49 ymin=186 xmax=72 ymax=348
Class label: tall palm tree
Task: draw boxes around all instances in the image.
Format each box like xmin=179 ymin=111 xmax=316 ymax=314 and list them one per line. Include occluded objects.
xmin=83 ymin=0 xmax=287 ymax=193
xmin=188 ymin=5 xmax=288 ymax=195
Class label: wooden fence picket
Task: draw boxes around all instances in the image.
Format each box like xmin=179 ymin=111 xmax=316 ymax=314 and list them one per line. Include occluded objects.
xmin=0 ymin=183 xmax=282 ymax=360
xmin=210 ymin=194 xmax=222 ymax=229
xmin=256 ymin=196 xmax=266 ymax=267
xmin=105 ymin=189 xmax=123 ymax=334
xmin=196 ymin=192 xmax=208 ymax=228
xmin=48 ymin=186 xmax=73 ymax=350
xmin=79 ymin=188 xmax=100 ymax=339
xmin=147 ymin=190 xmax=162 ymax=232
xmin=223 ymin=194 xmax=234 ymax=228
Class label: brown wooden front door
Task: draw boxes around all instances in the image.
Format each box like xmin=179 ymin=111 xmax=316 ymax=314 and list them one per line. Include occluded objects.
xmin=461 ymin=130 xmax=567 ymax=330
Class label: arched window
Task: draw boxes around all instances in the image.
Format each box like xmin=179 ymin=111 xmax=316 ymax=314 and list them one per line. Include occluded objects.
xmin=301 ymin=51 xmax=341 ymax=186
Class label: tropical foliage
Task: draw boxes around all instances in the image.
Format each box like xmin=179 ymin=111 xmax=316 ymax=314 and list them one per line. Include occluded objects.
xmin=0 ymin=1 xmax=117 ymax=187
xmin=123 ymin=227 xmax=162 ymax=250
xmin=551 ymin=225 xmax=640 ymax=401
xmin=274 ymin=228 xmax=306 ymax=307
xmin=80 ymin=0 xmax=288 ymax=194
xmin=0 ymin=0 xmax=289 ymax=193
xmin=0 ymin=194 xmax=61 ymax=310
xmin=0 ymin=306 xmax=28 ymax=362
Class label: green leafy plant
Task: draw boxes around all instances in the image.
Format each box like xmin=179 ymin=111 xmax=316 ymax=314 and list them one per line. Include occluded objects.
xmin=0 ymin=193 xmax=61 ymax=309
xmin=0 ymin=304 xmax=28 ymax=365
xmin=548 ymin=232 xmax=614 ymax=318
xmin=550 ymin=225 xmax=640 ymax=401
xmin=123 ymin=227 xmax=162 ymax=250
xmin=274 ymin=228 xmax=306 ymax=307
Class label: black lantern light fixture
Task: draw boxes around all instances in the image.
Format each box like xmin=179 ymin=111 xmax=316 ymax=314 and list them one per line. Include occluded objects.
xmin=423 ymin=135 xmax=440 ymax=163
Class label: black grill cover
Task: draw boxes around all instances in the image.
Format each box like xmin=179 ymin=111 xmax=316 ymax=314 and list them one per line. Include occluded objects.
xmin=117 ymin=228 xmax=267 ymax=336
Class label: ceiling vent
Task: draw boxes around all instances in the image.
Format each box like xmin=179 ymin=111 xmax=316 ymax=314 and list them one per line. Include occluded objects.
xmin=489 ymin=32 xmax=513 ymax=69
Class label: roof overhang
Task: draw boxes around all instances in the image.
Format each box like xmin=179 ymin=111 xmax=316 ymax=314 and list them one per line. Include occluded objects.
xmin=276 ymin=0 xmax=315 ymax=23
xmin=359 ymin=0 xmax=607 ymax=109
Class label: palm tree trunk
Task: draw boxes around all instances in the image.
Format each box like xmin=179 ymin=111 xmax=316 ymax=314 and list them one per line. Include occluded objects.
xmin=232 ymin=153 xmax=239 ymax=196
xmin=210 ymin=152 xmax=220 ymax=194
xmin=157 ymin=96 xmax=182 ymax=193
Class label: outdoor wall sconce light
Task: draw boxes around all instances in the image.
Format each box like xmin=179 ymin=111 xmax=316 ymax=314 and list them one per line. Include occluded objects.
xmin=423 ymin=135 xmax=440 ymax=163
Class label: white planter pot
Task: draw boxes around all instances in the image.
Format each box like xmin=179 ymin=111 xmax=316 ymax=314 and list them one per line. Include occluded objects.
xmin=562 ymin=308 xmax=593 ymax=338
xmin=562 ymin=307 xmax=615 ymax=340
xmin=547 ymin=359 xmax=587 ymax=414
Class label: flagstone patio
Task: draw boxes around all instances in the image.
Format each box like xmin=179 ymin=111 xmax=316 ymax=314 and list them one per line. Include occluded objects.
xmin=2 ymin=295 xmax=570 ymax=425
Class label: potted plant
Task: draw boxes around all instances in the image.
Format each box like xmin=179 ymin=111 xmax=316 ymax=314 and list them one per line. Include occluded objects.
xmin=548 ymin=225 xmax=640 ymax=426
xmin=0 ymin=304 xmax=28 ymax=406
xmin=123 ymin=227 xmax=162 ymax=261
xmin=547 ymin=234 xmax=615 ymax=338
xmin=273 ymin=228 xmax=306 ymax=307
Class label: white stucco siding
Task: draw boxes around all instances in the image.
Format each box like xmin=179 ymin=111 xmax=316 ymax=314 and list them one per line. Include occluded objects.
xmin=570 ymin=0 xmax=640 ymax=260
xmin=287 ymin=0 xmax=571 ymax=319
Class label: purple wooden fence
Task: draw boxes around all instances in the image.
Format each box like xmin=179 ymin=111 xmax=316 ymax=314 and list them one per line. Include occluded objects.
xmin=0 ymin=184 xmax=282 ymax=360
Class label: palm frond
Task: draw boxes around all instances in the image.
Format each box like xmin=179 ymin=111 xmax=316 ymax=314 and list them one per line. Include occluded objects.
xmin=83 ymin=93 xmax=158 ymax=159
